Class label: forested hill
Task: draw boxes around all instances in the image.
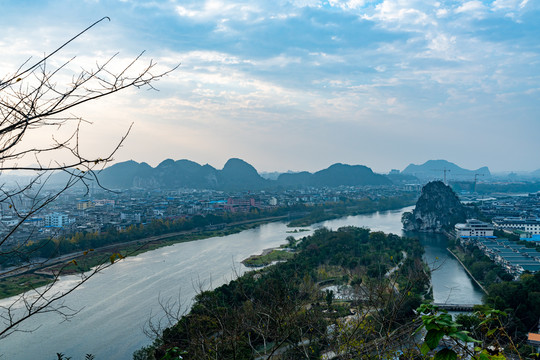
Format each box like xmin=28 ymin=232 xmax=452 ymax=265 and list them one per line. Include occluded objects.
xmin=95 ymin=158 xmax=394 ymax=190
xmin=135 ymin=227 xmax=429 ymax=359
xmin=277 ymin=163 xmax=391 ymax=187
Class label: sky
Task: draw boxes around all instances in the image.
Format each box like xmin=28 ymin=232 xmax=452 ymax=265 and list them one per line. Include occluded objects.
xmin=1 ymin=0 xmax=539 ymax=174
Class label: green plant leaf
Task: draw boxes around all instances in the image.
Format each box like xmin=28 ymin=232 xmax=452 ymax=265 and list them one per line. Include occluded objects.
xmin=452 ymin=331 xmax=480 ymax=343
xmin=434 ymin=348 xmax=457 ymax=360
xmin=425 ymin=329 xmax=445 ymax=349
xmin=420 ymin=342 xmax=431 ymax=355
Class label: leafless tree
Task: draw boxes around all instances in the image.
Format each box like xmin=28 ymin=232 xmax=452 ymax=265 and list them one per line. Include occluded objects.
xmin=0 ymin=17 xmax=178 ymax=339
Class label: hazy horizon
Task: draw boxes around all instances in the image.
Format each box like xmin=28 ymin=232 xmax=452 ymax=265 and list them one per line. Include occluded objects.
xmin=4 ymin=157 xmax=538 ymax=177
xmin=2 ymin=1 xmax=540 ymax=173
xmin=103 ymin=157 xmax=540 ymax=175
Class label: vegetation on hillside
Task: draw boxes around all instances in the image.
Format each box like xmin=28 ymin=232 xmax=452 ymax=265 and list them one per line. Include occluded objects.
xmin=448 ymin=236 xmax=540 ymax=358
xmin=134 ymin=227 xmax=430 ymax=359
xmin=1 ymin=195 xmax=414 ymax=270
xmin=287 ymin=194 xmax=415 ymax=227
xmin=134 ymin=226 xmax=538 ymax=359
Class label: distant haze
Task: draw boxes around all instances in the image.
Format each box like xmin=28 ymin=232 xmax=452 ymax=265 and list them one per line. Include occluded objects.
xmin=2 ymin=1 xmax=540 ymax=173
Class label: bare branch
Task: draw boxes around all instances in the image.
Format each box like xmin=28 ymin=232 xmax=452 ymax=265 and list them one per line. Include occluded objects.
xmin=0 ymin=17 xmax=178 ymax=340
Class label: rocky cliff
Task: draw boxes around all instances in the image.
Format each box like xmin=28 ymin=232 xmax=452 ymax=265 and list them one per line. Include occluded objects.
xmin=401 ymin=181 xmax=473 ymax=232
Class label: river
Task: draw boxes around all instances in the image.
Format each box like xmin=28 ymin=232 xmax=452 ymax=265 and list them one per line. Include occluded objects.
xmin=0 ymin=206 xmax=484 ymax=359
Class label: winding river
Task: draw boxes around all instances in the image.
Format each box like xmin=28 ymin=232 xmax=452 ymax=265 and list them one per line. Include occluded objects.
xmin=0 ymin=206 xmax=484 ymax=359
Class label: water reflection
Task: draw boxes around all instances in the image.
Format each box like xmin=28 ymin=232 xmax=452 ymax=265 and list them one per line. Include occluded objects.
xmin=409 ymin=232 xmax=484 ymax=305
xmin=0 ymin=206 xmax=484 ymax=359
xmin=317 ymin=208 xmax=485 ymax=306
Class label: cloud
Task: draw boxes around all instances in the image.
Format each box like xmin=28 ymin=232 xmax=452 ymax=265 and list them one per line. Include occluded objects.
xmin=492 ymin=0 xmax=529 ymax=11
xmin=327 ymin=0 xmax=367 ymax=10
xmin=174 ymin=0 xmax=264 ymax=21
xmin=364 ymin=1 xmax=434 ymax=28
xmin=2 ymin=0 xmax=540 ymax=171
xmin=455 ymin=1 xmax=487 ymax=17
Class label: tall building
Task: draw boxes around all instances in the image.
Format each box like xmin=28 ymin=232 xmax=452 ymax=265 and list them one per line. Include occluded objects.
xmin=45 ymin=212 xmax=69 ymax=227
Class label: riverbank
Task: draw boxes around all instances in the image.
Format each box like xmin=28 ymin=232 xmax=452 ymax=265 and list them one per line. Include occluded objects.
xmin=441 ymin=230 xmax=488 ymax=295
xmin=287 ymin=196 xmax=415 ymax=227
xmin=0 ymin=216 xmax=288 ymax=299
xmin=0 ymin=197 xmax=417 ymax=299
xmin=446 ymin=248 xmax=489 ymax=295
xmin=0 ymin=204 xmax=488 ymax=360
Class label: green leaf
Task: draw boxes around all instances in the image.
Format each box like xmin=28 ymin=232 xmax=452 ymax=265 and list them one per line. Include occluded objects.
xmin=434 ymin=348 xmax=457 ymax=360
xmin=452 ymin=331 xmax=480 ymax=343
xmin=477 ymin=353 xmax=490 ymax=360
xmin=425 ymin=329 xmax=445 ymax=349
xmin=420 ymin=342 xmax=431 ymax=355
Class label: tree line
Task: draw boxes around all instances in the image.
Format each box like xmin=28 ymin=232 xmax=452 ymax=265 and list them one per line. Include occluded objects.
xmin=0 ymin=194 xmax=415 ymax=269
xmin=134 ymin=226 xmax=430 ymax=359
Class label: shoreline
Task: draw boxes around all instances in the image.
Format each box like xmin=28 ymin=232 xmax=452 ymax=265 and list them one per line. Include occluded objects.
xmin=0 ymin=216 xmax=288 ymax=299
xmin=441 ymin=230 xmax=489 ymax=296
xmin=0 ymin=202 xmax=414 ymax=299
xmin=446 ymin=247 xmax=489 ymax=295
xmin=241 ymin=246 xmax=282 ymax=267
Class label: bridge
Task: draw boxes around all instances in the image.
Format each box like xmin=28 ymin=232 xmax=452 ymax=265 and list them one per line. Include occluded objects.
xmin=433 ymin=303 xmax=477 ymax=312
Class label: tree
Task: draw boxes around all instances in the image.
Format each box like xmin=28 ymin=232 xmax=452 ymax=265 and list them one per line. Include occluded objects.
xmin=0 ymin=17 xmax=177 ymax=339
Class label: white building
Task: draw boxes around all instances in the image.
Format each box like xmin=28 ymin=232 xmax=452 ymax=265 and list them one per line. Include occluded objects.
xmin=492 ymin=217 xmax=540 ymax=235
xmin=45 ymin=212 xmax=69 ymax=228
xmin=455 ymin=219 xmax=494 ymax=238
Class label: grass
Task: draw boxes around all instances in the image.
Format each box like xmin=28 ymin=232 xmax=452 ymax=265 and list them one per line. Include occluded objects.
xmin=242 ymin=249 xmax=295 ymax=267
xmin=0 ymin=273 xmax=53 ymax=298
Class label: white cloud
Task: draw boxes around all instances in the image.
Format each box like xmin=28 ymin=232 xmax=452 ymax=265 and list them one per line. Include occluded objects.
xmin=3 ymin=0 xmax=540 ymax=172
xmin=327 ymin=0 xmax=366 ymax=10
xmin=174 ymin=0 xmax=263 ymax=21
xmin=491 ymin=0 xmax=528 ymax=10
xmin=455 ymin=1 xmax=487 ymax=17
xmin=363 ymin=0 xmax=435 ymax=29
xmin=489 ymin=0 xmax=531 ymax=20
xmin=436 ymin=8 xmax=449 ymax=17
xmin=422 ymin=33 xmax=461 ymax=61
xmin=175 ymin=5 xmax=199 ymax=17
xmin=250 ymin=54 xmax=303 ymax=68
xmin=290 ymin=0 xmax=321 ymax=8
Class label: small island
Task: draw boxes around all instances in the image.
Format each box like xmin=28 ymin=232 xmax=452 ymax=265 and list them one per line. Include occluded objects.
xmin=241 ymin=248 xmax=295 ymax=267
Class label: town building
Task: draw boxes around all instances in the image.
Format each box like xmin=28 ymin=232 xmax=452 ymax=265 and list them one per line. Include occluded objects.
xmin=461 ymin=237 xmax=540 ymax=277
xmin=45 ymin=212 xmax=69 ymax=227
xmin=455 ymin=219 xmax=494 ymax=238
xmin=77 ymin=199 xmax=94 ymax=210
xmin=492 ymin=217 xmax=540 ymax=235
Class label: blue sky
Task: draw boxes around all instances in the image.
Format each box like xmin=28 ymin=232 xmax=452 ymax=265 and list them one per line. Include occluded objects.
xmin=2 ymin=0 xmax=539 ymax=173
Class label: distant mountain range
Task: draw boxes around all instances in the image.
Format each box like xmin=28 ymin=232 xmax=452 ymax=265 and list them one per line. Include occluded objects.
xmin=96 ymin=158 xmax=391 ymax=190
xmin=401 ymin=160 xmax=491 ymax=181
xmin=12 ymin=158 xmax=538 ymax=191
xmin=277 ymin=163 xmax=391 ymax=187
xmin=97 ymin=158 xmax=266 ymax=190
